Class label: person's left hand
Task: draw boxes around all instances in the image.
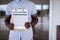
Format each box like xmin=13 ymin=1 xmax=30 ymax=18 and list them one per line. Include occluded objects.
xmin=24 ymin=22 xmax=31 ymax=29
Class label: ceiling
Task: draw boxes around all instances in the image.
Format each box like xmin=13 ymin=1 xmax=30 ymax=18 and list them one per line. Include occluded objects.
xmin=0 ymin=0 xmax=49 ymax=4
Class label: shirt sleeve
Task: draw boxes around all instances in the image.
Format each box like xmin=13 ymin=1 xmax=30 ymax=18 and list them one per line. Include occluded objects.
xmin=31 ymin=4 xmax=37 ymax=16
xmin=5 ymin=5 xmax=11 ymax=16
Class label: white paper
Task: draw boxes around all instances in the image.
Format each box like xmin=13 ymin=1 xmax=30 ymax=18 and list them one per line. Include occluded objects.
xmin=11 ymin=8 xmax=28 ymax=30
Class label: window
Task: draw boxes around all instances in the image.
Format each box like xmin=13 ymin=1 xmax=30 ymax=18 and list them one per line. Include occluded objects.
xmin=0 ymin=4 xmax=49 ymax=11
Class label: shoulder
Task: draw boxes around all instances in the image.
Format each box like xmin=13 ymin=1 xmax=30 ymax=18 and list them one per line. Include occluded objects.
xmin=7 ymin=1 xmax=15 ymax=7
xmin=27 ymin=1 xmax=36 ymax=6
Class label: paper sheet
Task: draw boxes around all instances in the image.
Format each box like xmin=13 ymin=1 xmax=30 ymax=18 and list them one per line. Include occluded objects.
xmin=11 ymin=8 xmax=28 ymax=30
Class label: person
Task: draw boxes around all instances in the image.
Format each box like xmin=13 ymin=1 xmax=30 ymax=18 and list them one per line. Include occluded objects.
xmin=5 ymin=0 xmax=38 ymax=40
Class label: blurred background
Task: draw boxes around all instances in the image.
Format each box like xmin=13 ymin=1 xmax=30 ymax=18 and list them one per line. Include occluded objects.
xmin=0 ymin=0 xmax=49 ymax=40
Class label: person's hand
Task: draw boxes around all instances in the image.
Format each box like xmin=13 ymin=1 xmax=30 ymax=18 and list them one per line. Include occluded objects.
xmin=24 ymin=22 xmax=31 ymax=29
xmin=7 ymin=23 xmax=14 ymax=30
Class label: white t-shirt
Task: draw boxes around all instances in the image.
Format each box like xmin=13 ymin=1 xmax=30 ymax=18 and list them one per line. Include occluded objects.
xmin=6 ymin=0 xmax=37 ymax=23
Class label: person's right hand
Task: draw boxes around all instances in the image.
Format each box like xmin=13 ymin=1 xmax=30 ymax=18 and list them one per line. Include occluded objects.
xmin=7 ymin=23 xmax=14 ymax=30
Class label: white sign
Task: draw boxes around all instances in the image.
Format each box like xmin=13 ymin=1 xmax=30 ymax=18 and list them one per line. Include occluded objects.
xmin=11 ymin=8 xmax=28 ymax=30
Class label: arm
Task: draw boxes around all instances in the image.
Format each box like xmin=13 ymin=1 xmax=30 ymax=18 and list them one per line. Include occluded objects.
xmin=31 ymin=14 xmax=38 ymax=27
xmin=25 ymin=14 xmax=38 ymax=29
xmin=5 ymin=15 xmax=11 ymax=26
xmin=31 ymin=14 xmax=38 ymax=34
xmin=5 ymin=15 xmax=14 ymax=30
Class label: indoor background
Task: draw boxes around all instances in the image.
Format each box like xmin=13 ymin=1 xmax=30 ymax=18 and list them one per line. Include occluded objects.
xmin=0 ymin=0 xmax=49 ymax=40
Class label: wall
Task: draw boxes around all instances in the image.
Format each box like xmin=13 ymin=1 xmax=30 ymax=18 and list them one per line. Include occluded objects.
xmin=0 ymin=0 xmax=49 ymax=4
xmin=49 ymin=0 xmax=60 ymax=40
